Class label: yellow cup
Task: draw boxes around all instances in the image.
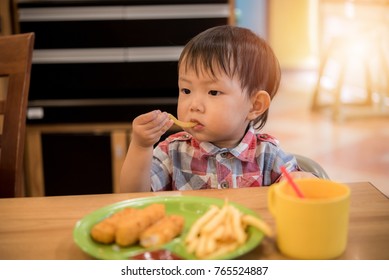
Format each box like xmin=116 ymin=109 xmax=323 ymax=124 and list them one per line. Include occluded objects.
xmin=268 ymin=178 xmax=350 ymax=259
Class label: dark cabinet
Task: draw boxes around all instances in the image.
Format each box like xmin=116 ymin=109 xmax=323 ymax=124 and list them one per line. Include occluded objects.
xmin=41 ymin=133 xmax=113 ymax=196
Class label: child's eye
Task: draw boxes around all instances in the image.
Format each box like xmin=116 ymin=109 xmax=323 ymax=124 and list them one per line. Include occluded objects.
xmin=181 ymin=88 xmax=191 ymax=94
xmin=209 ymin=90 xmax=221 ymax=96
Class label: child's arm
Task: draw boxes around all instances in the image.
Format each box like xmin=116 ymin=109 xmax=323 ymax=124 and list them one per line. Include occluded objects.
xmin=119 ymin=110 xmax=173 ymax=193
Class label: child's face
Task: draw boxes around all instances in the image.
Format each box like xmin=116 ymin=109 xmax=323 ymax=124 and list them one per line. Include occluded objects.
xmin=177 ymin=63 xmax=254 ymax=148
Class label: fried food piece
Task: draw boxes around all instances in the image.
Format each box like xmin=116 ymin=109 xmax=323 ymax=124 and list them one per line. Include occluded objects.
xmin=140 ymin=215 xmax=185 ymax=248
xmin=242 ymin=214 xmax=273 ymax=237
xmin=90 ymin=207 xmax=138 ymax=244
xmin=167 ymin=113 xmax=197 ymax=128
xmin=185 ymin=200 xmax=272 ymax=259
xmin=90 ymin=222 xmax=116 ymax=244
xmin=115 ymin=203 xmax=165 ymax=247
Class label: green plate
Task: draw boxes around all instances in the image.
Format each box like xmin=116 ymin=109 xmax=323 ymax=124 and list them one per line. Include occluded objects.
xmin=73 ymin=195 xmax=264 ymax=260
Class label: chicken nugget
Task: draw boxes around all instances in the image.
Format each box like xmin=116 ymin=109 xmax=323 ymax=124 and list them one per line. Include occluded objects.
xmin=90 ymin=222 xmax=116 ymax=244
xmin=115 ymin=203 xmax=166 ymax=247
xmin=140 ymin=215 xmax=185 ymax=248
xmin=90 ymin=207 xmax=137 ymax=244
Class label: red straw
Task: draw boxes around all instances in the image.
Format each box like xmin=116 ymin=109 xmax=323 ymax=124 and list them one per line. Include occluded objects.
xmin=280 ymin=166 xmax=305 ymax=198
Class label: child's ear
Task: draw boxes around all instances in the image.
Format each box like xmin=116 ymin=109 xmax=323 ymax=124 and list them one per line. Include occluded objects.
xmin=247 ymin=90 xmax=271 ymax=120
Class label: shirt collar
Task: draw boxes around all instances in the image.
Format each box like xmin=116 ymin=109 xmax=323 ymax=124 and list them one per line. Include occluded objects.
xmin=194 ymin=124 xmax=257 ymax=162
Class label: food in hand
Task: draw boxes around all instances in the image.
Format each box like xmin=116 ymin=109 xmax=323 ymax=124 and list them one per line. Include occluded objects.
xmin=185 ymin=200 xmax=272 ymax=259
xmin=140 ymin=215 xmax=185 ymax=248
xmin=167 ymin=113 xmax=197 ymax=128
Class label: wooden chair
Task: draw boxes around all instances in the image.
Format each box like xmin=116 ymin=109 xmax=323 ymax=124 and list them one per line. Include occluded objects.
xmin=0 ymin=33 xmax=34 ymax=198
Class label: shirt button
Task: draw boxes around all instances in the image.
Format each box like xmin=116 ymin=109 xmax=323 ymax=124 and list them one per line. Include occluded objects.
xmin=220 ymin=181 xmax=229 ymax=189
xmin=220 ymin=152 xmax=228 ymax=158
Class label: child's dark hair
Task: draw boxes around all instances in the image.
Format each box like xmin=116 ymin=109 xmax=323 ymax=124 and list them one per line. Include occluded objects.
xmin=178 ymin=25 xmax=281 ymax=129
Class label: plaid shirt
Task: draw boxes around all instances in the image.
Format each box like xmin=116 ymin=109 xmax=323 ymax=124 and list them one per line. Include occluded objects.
xmin=151 ymin=125 xmax=298 ymax=191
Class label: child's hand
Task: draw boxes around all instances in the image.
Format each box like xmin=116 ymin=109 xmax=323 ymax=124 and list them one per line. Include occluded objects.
xmin=131 ymin=110 xmax=174 ymax=148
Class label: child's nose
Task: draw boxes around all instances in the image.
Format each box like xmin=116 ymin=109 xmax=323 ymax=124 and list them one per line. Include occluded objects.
xmin=189 ymin=95 xmax=204 ymax=112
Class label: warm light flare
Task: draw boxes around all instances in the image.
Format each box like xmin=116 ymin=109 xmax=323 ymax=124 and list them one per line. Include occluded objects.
xmin=344 ymin=1 xmax=355 ymax=19
xmin=313 ymin=0 xmax=389 ymax=116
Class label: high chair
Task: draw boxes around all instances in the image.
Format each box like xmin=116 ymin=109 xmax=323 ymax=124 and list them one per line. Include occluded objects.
xmin=293 ymin=154 xmax=330 ymax=179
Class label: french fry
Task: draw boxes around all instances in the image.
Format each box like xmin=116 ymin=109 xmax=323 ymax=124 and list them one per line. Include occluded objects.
xmin=167 ymin=113 xmax=197 ymax=128
xmin=204 ymin=236 xmax=217 ymax=255
xmin=201 ymin=203 xmax=228 ymax=233
xmin=185 ymin=200 xmax=272 ymax=259
xmin=242 ymin=214 xmax=273 ymax=237
xmin=229 ymin=205 xmax=247 ymax=245
xmin=222 ymin=212 xmax=234 ymax=242
xmin=208 ymin=225 xmax=225 ymax=240
xmin=205 ymin=241 xmax=240 ymax=260
xmin=186 ymin=236 xmax=199 ymax=254
xmin=195 ymin=234 xmax=208 ymax=259
xmin=185 ymin=205 xmax=219 ymax=242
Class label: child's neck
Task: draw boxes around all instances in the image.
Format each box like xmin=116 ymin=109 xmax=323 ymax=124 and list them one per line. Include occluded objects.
xmin=209 ymin=124 xmax=251 ymax=149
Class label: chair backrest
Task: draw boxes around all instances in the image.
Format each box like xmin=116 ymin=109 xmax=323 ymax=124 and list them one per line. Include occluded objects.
xmin=293 ymin=154 xmax=330 ymax=179
xmin=0 ymin=33 xmax=34 ymax=198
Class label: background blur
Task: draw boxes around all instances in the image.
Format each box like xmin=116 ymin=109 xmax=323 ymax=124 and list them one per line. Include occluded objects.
xmin=236 ymin=0 xmax=389 ymax=196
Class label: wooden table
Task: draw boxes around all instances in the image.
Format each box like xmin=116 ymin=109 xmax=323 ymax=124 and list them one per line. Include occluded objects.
xmin=0 ymin=182 xmax=388 ymax=260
